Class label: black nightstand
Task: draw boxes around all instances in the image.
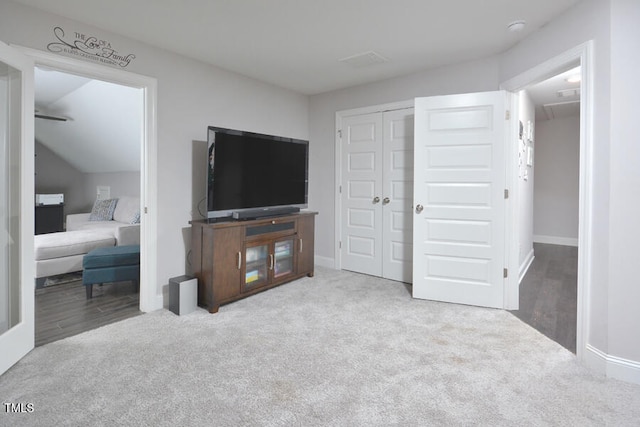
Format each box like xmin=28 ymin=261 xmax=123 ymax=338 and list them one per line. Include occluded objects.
xmin=35 ymin=204 xmax=64 ymax=235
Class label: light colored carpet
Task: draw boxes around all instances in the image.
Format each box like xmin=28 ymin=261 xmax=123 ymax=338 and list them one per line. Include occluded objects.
xmin=1 ymin=267 xmax=639 ymax=426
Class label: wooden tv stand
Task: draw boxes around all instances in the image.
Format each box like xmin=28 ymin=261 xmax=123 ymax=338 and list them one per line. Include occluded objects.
xmin=191 ymin=211 xmax=317 ymax=313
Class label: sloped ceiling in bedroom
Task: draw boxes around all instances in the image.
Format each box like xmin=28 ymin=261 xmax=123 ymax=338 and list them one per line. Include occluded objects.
xmin=35 ymin=67 xmax=142 ymax=173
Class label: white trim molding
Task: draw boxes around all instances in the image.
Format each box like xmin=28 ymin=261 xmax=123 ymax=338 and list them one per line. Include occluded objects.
xmin=533 ymin=235 xmax=579 ymax=247
xmin=585 ymin=345 xmax=640 ymax=385
xmin=314 ymin=255 xmax=335 ymax=269
xmin=518 ymin=249 xmax=535 ymax=285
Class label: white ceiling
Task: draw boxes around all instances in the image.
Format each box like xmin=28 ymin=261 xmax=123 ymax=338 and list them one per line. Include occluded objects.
xmin=15 ymin=0 xmax=581 ymax=95
xmin=35 ymin=68 xmax=142 ymax=173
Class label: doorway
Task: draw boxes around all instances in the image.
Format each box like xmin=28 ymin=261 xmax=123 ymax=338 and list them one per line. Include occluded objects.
xmin=510 ymin=66 xmax=581 ymax=353
xmin=33 ymin=67 xmax=144 ymax=345
xmin=501 ymin=42 xmax=592 ymax=359
xmin=19 ymin=47 xmax=159 ymax=331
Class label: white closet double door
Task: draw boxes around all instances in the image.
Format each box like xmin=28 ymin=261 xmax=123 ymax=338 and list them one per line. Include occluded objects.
xmin=340 ymin=108 xmax=414 ymax=283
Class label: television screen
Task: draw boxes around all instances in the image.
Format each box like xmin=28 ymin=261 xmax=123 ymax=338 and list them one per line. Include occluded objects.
xmin=207 ymin=127 xmax=308 ymax=219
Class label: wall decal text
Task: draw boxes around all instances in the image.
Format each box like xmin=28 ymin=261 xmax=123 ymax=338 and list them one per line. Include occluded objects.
xmin=47 ymin=26 xmax=136 ymax=68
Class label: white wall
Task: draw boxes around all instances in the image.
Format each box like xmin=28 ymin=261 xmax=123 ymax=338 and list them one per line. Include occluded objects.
xmin=82 ymin=172 xmax=140 ymax=212
xmin=517 ymin=91 xmax=535 ymax=272
xmin=0 ymin=1 xmax=309 ymax=299
xmin=35 ymin=140 xmax=85 ymax=214
xmin=35 ymin=141 xmax=140 ymax=215
xmin=608 ymin=0 xmax=640 ymax=365
xmin=533 ymin=115 xmax=580 ymax=244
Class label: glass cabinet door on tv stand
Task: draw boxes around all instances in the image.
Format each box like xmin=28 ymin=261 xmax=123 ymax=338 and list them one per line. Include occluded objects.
xmin=242 ymin=237 xmax=296 ymax=293
xmin=273 ymin=239 xmax=294 ymax=279
xmin=243 ymin=242 xmax=269 ymax=291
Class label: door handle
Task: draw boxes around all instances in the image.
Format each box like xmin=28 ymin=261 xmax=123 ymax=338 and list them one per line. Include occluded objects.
xmin=237 ymin=251 xmax=242 ymax=270
xmin=415 ymin=204 xmax=424 ymax=214
xmin=299 ymin=238 xmax=303 ymax=253
xmin=383 ymin=197 xmax=390 ymax=205
xmin=269 ymin=254 xmax=274 ymax=270
xmin=373 ymin=196 xmax=380 ymax=204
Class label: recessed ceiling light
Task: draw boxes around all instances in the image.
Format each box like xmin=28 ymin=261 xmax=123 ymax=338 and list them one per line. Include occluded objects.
xmin=507 ymin=20 xmax=526 ymax=32
xmin=566 ymin=74 xmax=581 ymax=83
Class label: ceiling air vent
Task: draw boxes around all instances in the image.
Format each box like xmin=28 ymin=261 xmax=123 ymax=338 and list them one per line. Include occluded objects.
xmin=339 ymin=51 xmax=389 ymax=68
xmin=557 ymin=88 xmax=581 ymax=98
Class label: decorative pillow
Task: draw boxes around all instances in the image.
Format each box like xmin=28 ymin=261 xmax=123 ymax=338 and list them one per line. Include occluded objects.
xmin=89 ymin=198 xmax=118 ymax=221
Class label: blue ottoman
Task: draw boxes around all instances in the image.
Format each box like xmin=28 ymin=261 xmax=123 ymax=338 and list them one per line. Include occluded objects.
xmin=83 ymin=245 xmax=140 ymax=299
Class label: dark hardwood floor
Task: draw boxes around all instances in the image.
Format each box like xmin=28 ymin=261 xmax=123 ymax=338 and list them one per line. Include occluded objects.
xmin=510 ymin=242 xmax=578 ymax=353
xmin=35 ymin=276 xmax=141 ymax=347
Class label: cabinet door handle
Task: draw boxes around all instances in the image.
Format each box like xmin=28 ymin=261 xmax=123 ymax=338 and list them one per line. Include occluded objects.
xmin=269 ymin=254 xmax=274 ymax=270
xmin=299 ymin=238 xmax=303 ymax=253
xmin=237 ymin=251 xmax=242 ymax=270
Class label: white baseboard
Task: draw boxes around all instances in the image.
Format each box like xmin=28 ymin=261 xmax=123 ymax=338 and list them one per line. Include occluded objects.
xmin=140 ymin=293 xmax=165 ymax=312
xmin=533 ymin=234 xmax=579 ymax=247
xmin=584 ymin=344 xmax=640 ymax=385
xmin=153 ymin=294 xmax=165 ymax=311
xmin=314 ymin=255 xmax=335 ymax=269
xmin=519 ymin=248 xmax=535 ymax=284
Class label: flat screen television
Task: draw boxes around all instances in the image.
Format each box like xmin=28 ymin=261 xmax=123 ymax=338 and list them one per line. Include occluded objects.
xmin=207 ymin=126 xmax=309 ymax=220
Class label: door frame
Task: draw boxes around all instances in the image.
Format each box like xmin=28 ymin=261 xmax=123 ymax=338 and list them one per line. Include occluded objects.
xmin=0 ymin=40 xmax=35 ymax=375
xmin=16 ymin=45 xmax=159 ymax=312
xmin=334 ymin=99 xmax=413 ymax=270
xmin=500 ymin=41 xmax=593 ymax=360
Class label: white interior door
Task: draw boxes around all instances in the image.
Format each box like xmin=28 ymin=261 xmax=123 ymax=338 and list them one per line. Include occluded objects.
xmin=381 ymin=108 xmax=414 ymax=282
xmin=0 ymin=41 xmax=35 ymax=375
xmin=413 ymin=91 xmax=507 ymax=308
xmin=340 ymin=112 xmax=383 ymax=276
